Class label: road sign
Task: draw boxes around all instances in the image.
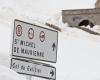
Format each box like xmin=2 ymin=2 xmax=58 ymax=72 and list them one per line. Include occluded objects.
xmin=39 ymin=31 xmax=45 ymax=42
xmin=16 ymin=25 xmax=22 ymax=37
xmin=12 ymin=19 xmax=58 ymax=63
xmin=12 ymin=20 xmax=58 ymax=63
xmin=10 ymin=58 xmax=56 ymax=80
xmin=28 ymin=28 xmax=34 ymax=39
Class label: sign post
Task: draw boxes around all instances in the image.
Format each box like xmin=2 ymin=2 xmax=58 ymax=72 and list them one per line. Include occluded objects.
xmin=11 ymin=19 xmax=58 ymax=80
xmin=12 ymin=19 xmax=58 ymax=63
xmin=26 ymin=75 xmax=32 ymax=80
xmin=10 ymin=58 xmax=56 ymax=80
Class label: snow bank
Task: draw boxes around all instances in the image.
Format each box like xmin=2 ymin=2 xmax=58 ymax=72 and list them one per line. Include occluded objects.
xmin=56 ymin=32 xmax=100 ymax=80
xmin=0 ymin=53 xmax=10 ymax=67
xmin=0 ymin=1 xmax=100 ymax=80
xmin=0 ymin=65 xmax=26 ymax=80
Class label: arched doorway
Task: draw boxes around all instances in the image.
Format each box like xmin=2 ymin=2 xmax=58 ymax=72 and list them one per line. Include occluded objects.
xmin=78 ymin=20 xmax=94 ymax=28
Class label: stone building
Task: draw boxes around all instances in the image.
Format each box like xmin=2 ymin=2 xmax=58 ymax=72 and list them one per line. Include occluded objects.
xmin=95 ymin=0 xmax=100 ymax=8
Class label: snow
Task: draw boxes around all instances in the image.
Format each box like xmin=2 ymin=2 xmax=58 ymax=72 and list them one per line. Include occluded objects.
xmin=0 ymin=0 xmax=100 ymax=80
xmin=0 ymin=65 xmax=26 ymax=80
xmin=1 ymin=10 xmax=100 ymax=80
xmin=57 ymin=32 xmax=100 ymax=80
xmin=91 ymin=25 xmax=100 ymax=33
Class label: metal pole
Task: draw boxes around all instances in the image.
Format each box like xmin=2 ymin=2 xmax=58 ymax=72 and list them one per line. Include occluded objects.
xmin=49 ymin=79 xmax=54 ymax=80
xmin=26 ymin=75 xmax=32 ymax=80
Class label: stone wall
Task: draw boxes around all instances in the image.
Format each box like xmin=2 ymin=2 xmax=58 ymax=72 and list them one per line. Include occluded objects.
xmin=62 ymin=8 xmax=100 ymax=27
xmin=95 ymin=0 xmax=100 ymax=8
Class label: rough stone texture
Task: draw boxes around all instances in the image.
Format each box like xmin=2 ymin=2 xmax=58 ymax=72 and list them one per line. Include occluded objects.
xmin=62 ymin=8 xmax=100 ymax=27
xmin=95 ymin=0 xmax=100 ymax=8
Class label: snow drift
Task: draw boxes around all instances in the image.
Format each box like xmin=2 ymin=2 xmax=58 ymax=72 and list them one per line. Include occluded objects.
xmin=0 ymin=1 xmax=100 ymax=80
xmin=0 ymin=65 xmax=26 ymax=80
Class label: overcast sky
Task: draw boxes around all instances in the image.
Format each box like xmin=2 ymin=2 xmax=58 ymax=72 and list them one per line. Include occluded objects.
xmin=0 ymin=0 xmax=97 ymax=15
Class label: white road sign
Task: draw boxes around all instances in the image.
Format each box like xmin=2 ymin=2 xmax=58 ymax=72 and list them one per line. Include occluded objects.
xmin=12 ymin=19 xmax=58 ymax=63
xmin=10 ymin=58 xmax=56 ymax=80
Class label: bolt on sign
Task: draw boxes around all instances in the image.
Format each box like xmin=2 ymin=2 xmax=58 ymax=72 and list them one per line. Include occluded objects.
xmin=12 ymin=19 xmax=58 ymax=63
xmin=10 ymin=58 xmax=56 ymax=80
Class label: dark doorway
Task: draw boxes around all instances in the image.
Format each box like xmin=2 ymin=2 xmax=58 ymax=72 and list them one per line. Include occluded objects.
xmin=79 ymin=20 xmax=94 ymax=28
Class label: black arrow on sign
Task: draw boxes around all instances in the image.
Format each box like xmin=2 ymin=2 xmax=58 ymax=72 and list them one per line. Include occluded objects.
xmin=50 ymin=70 xmax=54 ymax=77
xmin=52 ymin=43 xmax=56 ymax=51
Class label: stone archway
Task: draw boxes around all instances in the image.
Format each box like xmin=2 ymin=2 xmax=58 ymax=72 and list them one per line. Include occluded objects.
xmin=78 ymin=19 xmax=94 ymax=28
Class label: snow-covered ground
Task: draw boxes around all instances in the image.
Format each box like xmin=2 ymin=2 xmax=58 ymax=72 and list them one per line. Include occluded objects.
xmin=57 ymin=32 xmax=100 ymax=80
xmin=0 ymin=65 xmax=26 ymax=80
xmin=1 ymin=0 xmax=100 ymax=80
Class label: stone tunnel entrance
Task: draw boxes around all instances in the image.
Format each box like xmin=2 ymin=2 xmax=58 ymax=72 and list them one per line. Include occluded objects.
xmin=78 ymin=20 xmax=94 ymax=28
